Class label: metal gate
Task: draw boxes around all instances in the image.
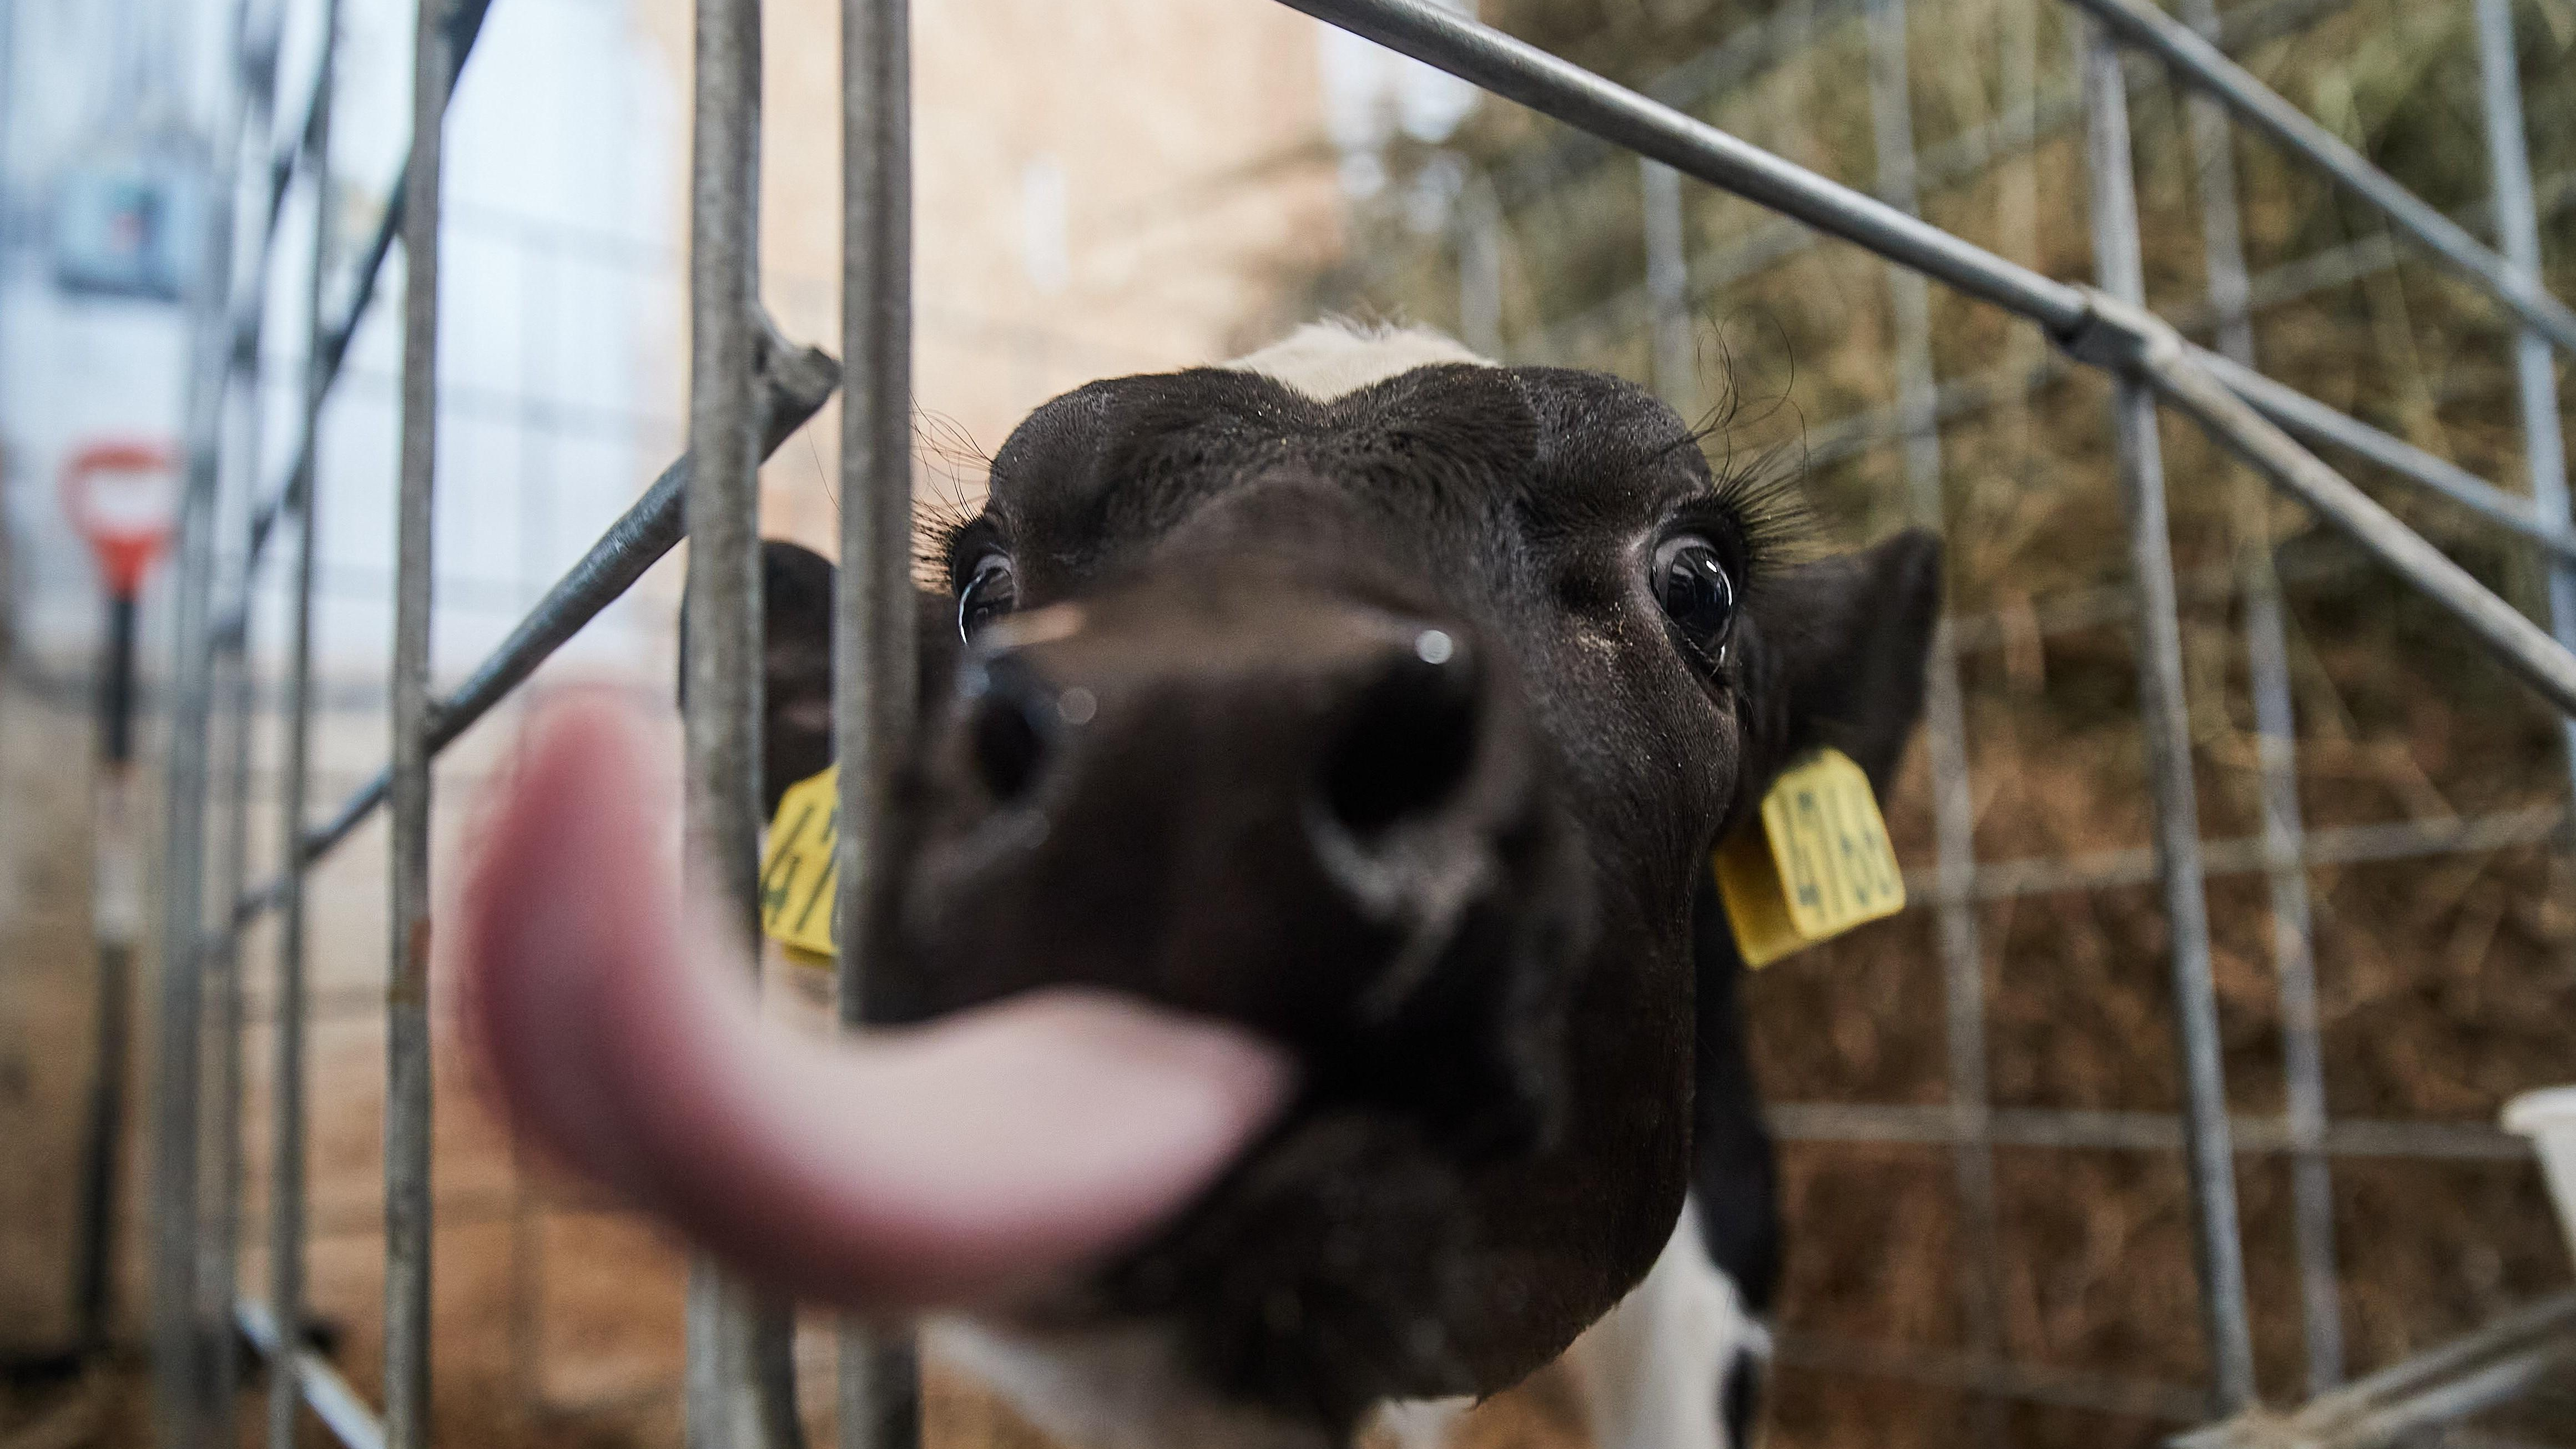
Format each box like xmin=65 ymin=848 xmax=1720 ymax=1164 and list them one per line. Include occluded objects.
xmin=144 ymin=0 xmax=2574 ymax=1445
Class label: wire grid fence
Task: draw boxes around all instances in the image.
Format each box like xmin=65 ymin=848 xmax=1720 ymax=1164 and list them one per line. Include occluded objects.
xmin=139 ymin=0 xmax=2575 ymax=1447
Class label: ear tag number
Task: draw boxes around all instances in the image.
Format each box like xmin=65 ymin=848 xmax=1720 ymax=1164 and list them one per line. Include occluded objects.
xmin=1712 ymin=747 xmax=1905 ymax=969
xmin=759 ymin=764 xmax=843 ymax=971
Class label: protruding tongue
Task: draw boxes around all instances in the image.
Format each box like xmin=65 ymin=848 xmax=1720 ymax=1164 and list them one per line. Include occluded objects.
xmin=455 ymin=693 xmax=1295 ymax=1311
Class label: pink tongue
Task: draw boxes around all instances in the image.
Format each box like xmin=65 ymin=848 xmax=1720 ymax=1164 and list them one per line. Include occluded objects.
xmin=455 ymin=693 xmax=1295 ymax=1311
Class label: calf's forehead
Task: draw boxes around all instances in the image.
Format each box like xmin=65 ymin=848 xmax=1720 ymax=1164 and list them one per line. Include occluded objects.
xmin=981 ymin=364 xmax=1711 ymax=561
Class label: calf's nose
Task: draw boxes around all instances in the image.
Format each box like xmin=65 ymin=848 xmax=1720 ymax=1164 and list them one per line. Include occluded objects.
xmin=1316 ymin=627 xmax=1483 ymax=842
xmin=908 ymin=594 xmax=1562 ymax=1158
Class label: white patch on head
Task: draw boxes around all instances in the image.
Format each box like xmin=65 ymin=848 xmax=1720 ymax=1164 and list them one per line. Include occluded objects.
xmin=1562 ymin=1196 xmax=1772 ymax=1449
xmin=1227 ymin=320 xmax=1494 ymax=402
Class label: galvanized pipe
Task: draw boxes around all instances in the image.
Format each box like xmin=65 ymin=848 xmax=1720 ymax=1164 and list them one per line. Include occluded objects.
xmin=2474 ymin=0 xmax=2576 ymax=785
xmin=1862 ymin=0 xmax=2006 ymax=1423
xmin=680 ymin=0 xmax=777 ymax=1437
xmin=2080 ymin=19 xmax=2257 ymax=1413
xmin=1639 ymin=158 xmax=1691 ymax=407
xmin=1455 ymin=180 xmax=1504 ymax=359
xmin=385 ymin=0 xmax=453 ymax=1437
xmin=198 ymin=9 xmax=292 ymax=1428
xmin=271 ymin=0 xmax=339 ymax=1438
xmin=153 ymin=1 xmax=259 ymax=1433
xmin=2063 ymin=0 xmax=2576 ymax=357
xmin=839 ymin=0 xmax=923 ymax=1442
xmin=2177 ymin=0 xmax=2341 ymax=1395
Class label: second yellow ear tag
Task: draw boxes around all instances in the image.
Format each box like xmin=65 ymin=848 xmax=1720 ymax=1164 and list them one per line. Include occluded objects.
xmin=759 ymin=764 xmax=842 ymax=971
xmin=1713 ymin=747 xmax=1905 ymax=968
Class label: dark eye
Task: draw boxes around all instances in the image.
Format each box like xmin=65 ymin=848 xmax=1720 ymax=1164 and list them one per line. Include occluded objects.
xmin=958 ymin=553 xmax=1017 ymax=642
xmin=1652 ymin=533 xmax=1738 ymax=662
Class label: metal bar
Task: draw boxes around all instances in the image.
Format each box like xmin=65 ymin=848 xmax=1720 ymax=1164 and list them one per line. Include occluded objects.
xmin=2175 ymin=1294 xmax=2576 ymax=1449
xmin=270 ymin=0 xmax=338 ymax=1437
xmin=682 ymin=0 xmax=773 ymax=1436
xmin=198 ymin=6 xmax=294 ymax=1432
xmin=1767 ymin=1103 xmax=2533 ymax=1163
xmin=2081 ymin=20 xmax=2256 ymax=1412
xmin=2476 ymin=0 xmax=2576 ymax=786
xmin=2192 ymin=350 xmax=2576 ymax=558
xmin=1639 ymin=158 xmax=1691 ymax=407
xmin=2063 ymin=0 xmax=2576 ymax=357
xmin=1798 ymin=339 xmax=2576 ymax=561
xmin=222 ymin=330 xmax=835 ymax=931
xmin=1271 ymin=0 xmax=2096 ymax=339
xmin=385 ymin=0 xmax=453 ymax=1437
xmin=235 ymin=1300 xmax=388 ymax=1449
xmin=2177 ymin=0 xmax=2341 ymax=1396
xmin=1862 ymin=1 xmax=2007 ymax=1430
xmin=840 ymin=0 xmax=922 ymax=1442
xmin=1457 ymin=180 xmax=1504 ymax=359
xmin=154 ymin=2 xmax=259 ymax=1435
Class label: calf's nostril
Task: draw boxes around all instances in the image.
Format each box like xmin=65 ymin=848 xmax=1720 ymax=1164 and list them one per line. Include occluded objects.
xmin=1320 ymin=635 xmax=1482 ymax=839
xmin=968 ymin=665 xmax=1061 ymax=804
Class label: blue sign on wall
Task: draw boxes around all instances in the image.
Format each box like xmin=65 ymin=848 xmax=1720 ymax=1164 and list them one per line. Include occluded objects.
xmin=51 ymin=162 xmax=205 ymax=303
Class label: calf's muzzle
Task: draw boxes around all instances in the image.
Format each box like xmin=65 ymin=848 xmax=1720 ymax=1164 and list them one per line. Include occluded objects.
xmin=877 ymin=571 xmax=1582 ymax=1163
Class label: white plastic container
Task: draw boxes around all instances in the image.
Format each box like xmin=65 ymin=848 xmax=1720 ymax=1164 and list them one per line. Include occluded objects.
xmin=2502 ymin=1086 xmax=2576 ymax=1263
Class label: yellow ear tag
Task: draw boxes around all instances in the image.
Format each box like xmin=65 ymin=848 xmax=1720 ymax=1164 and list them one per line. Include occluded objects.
xmin=1712 ymin=746 xmax=1905 ymax=968
xmin=759 ymin=764 xmax=843 ymax=971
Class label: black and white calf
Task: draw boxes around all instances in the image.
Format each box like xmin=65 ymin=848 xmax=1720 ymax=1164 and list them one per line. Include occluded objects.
xmin=457 ymin=322 xmax=1939 ymax=1449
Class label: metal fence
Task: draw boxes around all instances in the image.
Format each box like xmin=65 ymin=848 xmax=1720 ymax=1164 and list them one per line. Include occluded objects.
xmin=142 ymin=0 xmax=2573 ymax=1447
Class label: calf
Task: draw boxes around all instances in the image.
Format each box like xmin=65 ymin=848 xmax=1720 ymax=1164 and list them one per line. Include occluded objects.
xmin=458 ymin=322 xmax=1939 ymax=1449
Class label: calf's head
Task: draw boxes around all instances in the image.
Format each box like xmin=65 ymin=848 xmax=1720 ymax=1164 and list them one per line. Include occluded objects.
xmin=463 ymin=325 xmax=1938 ymax=1438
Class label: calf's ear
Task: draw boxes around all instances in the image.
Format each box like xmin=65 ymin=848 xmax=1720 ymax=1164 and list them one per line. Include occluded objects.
xmin=1747 ymin=527 xmax=1943 ymax=797
xmin=705 ymin=540 xmax=961 ymax=818
xmin=758 ymin=541 xmax=839 ymax=816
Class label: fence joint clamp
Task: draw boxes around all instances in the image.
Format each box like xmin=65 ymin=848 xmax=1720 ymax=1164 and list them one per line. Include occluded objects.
xmin=2053 ymin=287 xmax=2185 ymax=378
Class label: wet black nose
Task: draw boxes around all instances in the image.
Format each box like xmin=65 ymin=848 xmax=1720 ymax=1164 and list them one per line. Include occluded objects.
xmin=1317 ymin=628 xmax=1482 ymax=841
xmin=965 ymin=653 xmax=1078 ymax=804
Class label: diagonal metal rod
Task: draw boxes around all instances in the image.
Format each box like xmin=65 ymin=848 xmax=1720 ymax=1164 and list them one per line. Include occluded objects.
xmin=219 ymin=327 xmax=835 ymax=935
xmin=2061 ymin=0 xmax=2576 ymax=357
xmin=2174 ymin=1294 xmax=2576 ymax=1449
xmin=154 ymin=1 xmax=261 ymax=1436
xmin=1270 ymin=0 xmax=2576 ymax=712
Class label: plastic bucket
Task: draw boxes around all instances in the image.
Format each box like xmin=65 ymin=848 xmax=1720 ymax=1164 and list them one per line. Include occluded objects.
xmin=2503 ymin=1086 xmax=2576 ymax=1263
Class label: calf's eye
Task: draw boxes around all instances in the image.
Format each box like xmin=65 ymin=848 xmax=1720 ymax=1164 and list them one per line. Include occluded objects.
xmin=959 ymin=554 xmax=1018 ymax=642
xmin=1651 ymin=533 xmax=1738 ymax=661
